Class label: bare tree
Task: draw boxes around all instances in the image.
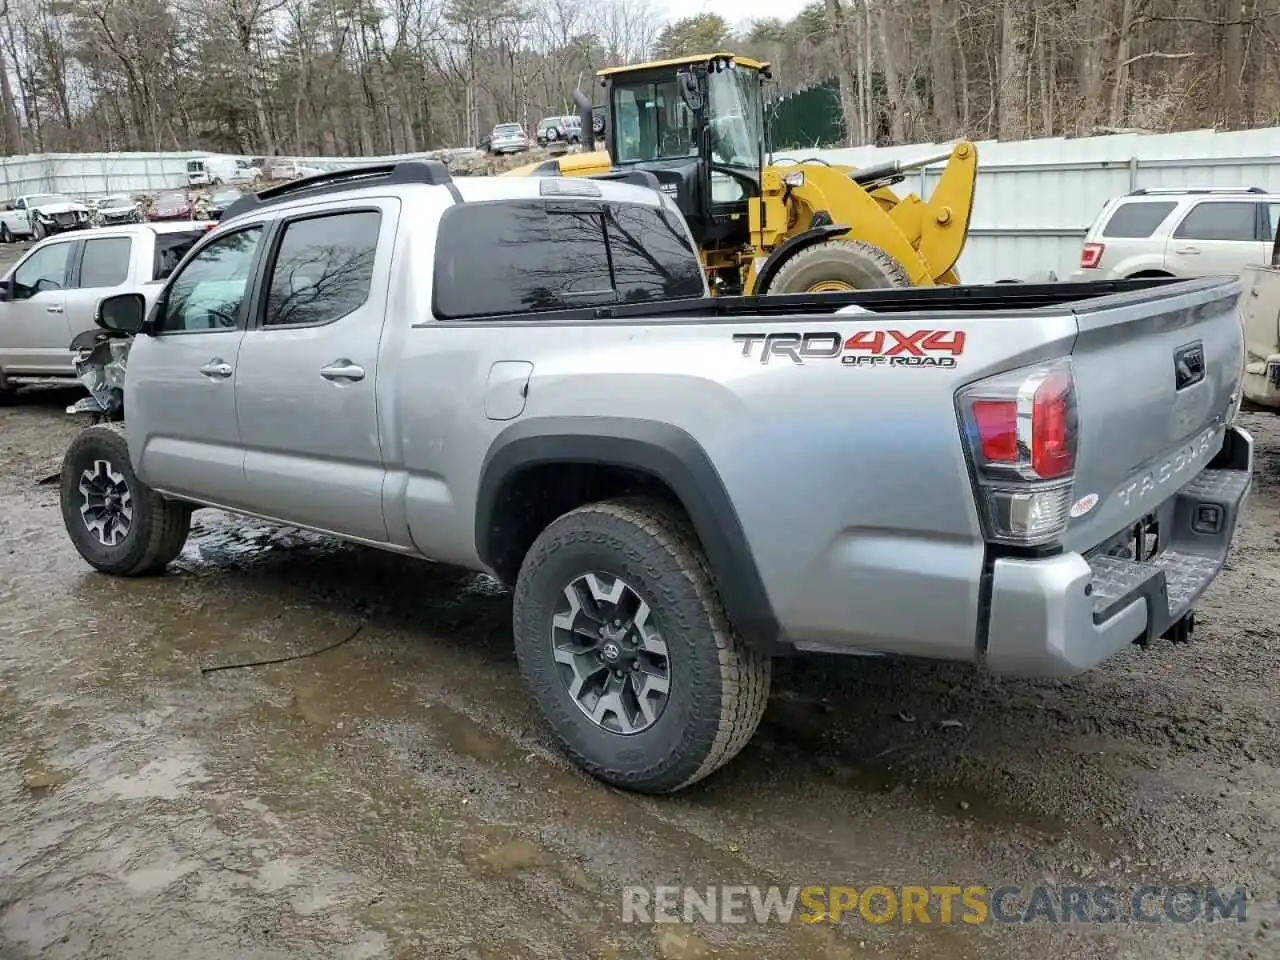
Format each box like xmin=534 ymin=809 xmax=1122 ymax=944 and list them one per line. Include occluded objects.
xmin=0 ymin=0 xmax=1277 ymax=158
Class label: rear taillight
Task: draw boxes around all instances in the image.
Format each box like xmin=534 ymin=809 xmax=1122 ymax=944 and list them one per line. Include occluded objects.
xmin=957 ymin=358 xmax=1078 ymax=546
xmin=1080 ymin=242 xmax=1104 ymax=269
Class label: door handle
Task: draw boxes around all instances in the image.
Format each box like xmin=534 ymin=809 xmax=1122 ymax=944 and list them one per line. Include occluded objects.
xmin=199 ymin=359 xmax=233 ymax=379
xmin=320 ymin=360 xmax=366 ymax=382
xmin=1175 ymin=246 xmax=1200 ymax=255
xmin=46 ymin=304 xmax=63 ymax=313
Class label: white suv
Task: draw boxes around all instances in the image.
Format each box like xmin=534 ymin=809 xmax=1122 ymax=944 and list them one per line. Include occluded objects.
xmin=1073 ymin=186 xmax=1279 ymax=280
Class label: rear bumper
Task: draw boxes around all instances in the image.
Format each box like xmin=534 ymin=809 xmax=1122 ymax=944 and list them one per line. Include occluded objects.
xmin=983 ymin=425 xmax=1253 ymax=677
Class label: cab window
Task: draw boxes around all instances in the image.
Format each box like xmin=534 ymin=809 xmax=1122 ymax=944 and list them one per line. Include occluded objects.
xmin=262 ymin=211 xmax=380 ymax=327
xmin=612 ymin=81 xmax=696 ymax=164
xmin=10 ymin=241 xmax=71 ymax=298
xmin=78 ymin=237 xmax=132 ymax=288
xmin=155 ymin=226 xmax=264 ymax=333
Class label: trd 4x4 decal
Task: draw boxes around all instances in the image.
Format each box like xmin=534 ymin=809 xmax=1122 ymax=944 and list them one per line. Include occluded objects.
xmin=732 ymin=330 xmax=967 ymax=368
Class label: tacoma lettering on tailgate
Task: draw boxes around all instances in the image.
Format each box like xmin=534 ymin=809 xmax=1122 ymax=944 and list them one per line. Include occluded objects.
xmin=1114 ymin=427 xmax=1218 ymax=509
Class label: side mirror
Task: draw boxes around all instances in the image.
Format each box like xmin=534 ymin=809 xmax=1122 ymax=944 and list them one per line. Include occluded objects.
xmin=0 ymin=280 xmax=10 ymax=302
xmin=677 ymin=71 xmax=704 ymax=113
xmin=96 ymin=292 xmax=146 ymax=335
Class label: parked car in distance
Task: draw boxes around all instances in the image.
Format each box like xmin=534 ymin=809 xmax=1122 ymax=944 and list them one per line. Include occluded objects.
xmin=93 ymin=194 xmax=142 ymax=226
xmin=0 ymin=193 xmax=91 ymax=242
xmin=1073 ymin=185 xmax=1280 ymax=280
xmin=1238 ymin=214 xmax=1280 ymax=410
xmin=186 ymin=156 xmax=262 ymax=188
xmin=200 ymin=187 xmax=249 ymax=221
xmin=267 ymin=158 xmax=324 ymax=181
xmin=147 ymin=190 xmax=194 ymax=222
xmin=536 ymin=115 xmax=582 ymax=145
xmin=488 ymin=123 xmax=531 ymax=154
xmin=0 ymin=222 xmax=213 ymax=397
xmin=61 ymin=160 xmax=1252 ymax=797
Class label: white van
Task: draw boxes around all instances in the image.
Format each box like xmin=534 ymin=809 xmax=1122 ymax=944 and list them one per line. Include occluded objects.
xmin=185 ymin=156 xmax=262 ymax=187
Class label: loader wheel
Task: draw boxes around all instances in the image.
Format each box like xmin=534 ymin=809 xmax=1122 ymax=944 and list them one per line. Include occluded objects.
xmin=766 ymin=238 xmax=912 ymax=294
xmin=512 ymin=496 xmax=771 ymax=794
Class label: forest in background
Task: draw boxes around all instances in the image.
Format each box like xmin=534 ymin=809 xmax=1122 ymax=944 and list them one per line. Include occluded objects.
xmin=0 ymin=0 xmax=1276 ymax=157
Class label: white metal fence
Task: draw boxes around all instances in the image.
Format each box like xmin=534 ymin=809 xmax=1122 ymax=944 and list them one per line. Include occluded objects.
xmin=778 ymin=126 xmax=1280 ymax=282
xmin=0 ymin=148 xmax=480 ymax=203
xmin=8 ymin=126 xmax=1280 ymax=282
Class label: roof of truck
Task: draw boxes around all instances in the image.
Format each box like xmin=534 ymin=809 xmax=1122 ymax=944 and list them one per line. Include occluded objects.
xmin=218 ymin=159 xmax=666 ymax=224
xmin=451 ymin=174 xmax=662 ymax=206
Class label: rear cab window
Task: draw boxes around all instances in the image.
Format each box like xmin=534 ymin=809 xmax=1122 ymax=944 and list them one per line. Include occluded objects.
xmin=153 ymin=229 xmax=208 ymax=281
xmin=432 ymin=199 xmax=704 ymax=320
xmin=1100 ymin=201 xmax=1177 ymax=238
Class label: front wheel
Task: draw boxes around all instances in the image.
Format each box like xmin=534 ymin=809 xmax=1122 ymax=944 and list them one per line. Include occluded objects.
xmin=512 ymin=497 xmax=772 ymax=794
xmin=32 ymin=220 xmax=45 ymax=241
xmin=60 ymin=425 xmax=192 ymax=576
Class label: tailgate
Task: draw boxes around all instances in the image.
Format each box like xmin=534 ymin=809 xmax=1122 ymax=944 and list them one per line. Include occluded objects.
xmin=1063 ymin=277 xmax=1244 ymax=555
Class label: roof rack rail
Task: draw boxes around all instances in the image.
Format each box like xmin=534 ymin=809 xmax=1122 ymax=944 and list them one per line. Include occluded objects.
xmin=1128 ymin=185 xmax=1267 ymax=196
xmin=221 ymin=159 xmax=453 ymax=221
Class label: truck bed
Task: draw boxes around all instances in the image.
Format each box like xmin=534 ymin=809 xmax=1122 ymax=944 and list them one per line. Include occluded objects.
xmin=441 ymin=276 xmax=1197 ymax=323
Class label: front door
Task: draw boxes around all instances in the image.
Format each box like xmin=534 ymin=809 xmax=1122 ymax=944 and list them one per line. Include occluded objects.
xmin=234 ymin=202 xmax=395 ymax=543
xmin=125 ymin=222 xmax=267 ymax=506
xmin=0 ymin=238 xmax=75 ymax=376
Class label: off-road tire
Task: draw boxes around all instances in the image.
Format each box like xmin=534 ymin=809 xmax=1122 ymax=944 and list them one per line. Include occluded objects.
xmin=766 ymin=238 xmax=912 ymax=293
xmin=60 ymin=424 xmax=192 ymax=576
xmin=512 ymin=496 xmax=771 ymax=794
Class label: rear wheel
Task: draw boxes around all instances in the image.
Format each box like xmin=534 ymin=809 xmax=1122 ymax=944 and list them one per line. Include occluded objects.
xmin=0 ymin=224 xmax=10 ymax=243
xmin=512 ymin=497 xmax=772 ymax=794
xmin=0 ymin=369 xmax=16 ymax=405
xmin=60 ymin=425 xmax=192 ymax=576
xmin=766 ymin=238 xmax=912 ymax=294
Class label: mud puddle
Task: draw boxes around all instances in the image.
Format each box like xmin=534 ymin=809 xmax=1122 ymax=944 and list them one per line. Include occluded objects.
xmin=1 ymin=396 xmax=1278 ymax=959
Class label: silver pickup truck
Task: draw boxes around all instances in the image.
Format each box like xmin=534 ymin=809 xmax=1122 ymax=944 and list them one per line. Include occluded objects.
xmin=58 ymin=161 xmax=1253 ymax=794
xmin=0 ymin=222 xmax=212 ymax=398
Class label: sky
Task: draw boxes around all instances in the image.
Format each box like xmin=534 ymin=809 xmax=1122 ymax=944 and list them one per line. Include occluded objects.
xmin=659 ymin=0 xmax=813 ymax=30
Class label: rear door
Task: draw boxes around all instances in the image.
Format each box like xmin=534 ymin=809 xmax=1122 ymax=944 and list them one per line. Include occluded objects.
xmin=233 ymin=200 xmax=395 ymax=542
xmin=1164 ymin=199 xmax=1268 ymax=277
xmin=0 ymin=238 xmax=74 ymax=375
xmin=64 ymin=233 xmax=134 ymax=341
xmin=125 ymin=222 xmax=268 ymax=505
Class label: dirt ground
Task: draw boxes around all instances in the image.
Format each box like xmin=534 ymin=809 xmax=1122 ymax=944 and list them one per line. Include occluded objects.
xmin=2 ymin=338 xmax=1279 ymax=956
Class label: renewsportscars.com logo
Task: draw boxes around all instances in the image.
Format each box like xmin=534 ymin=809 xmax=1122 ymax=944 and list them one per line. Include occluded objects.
xmin=732 ymin=329 xmax=967 ymax=368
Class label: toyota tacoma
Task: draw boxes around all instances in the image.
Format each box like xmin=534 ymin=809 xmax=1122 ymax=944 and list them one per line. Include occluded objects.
xmin=59 ymin=161 xmax=1253 ymax=794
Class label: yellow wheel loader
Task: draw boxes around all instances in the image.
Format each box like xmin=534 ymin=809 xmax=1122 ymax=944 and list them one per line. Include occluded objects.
xmin=500 ymin=53 xmax=978 ymax=296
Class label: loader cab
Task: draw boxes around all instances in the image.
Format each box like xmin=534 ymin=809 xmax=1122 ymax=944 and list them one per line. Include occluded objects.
xmin=599 ymin=53 xmax=769 ymax=251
